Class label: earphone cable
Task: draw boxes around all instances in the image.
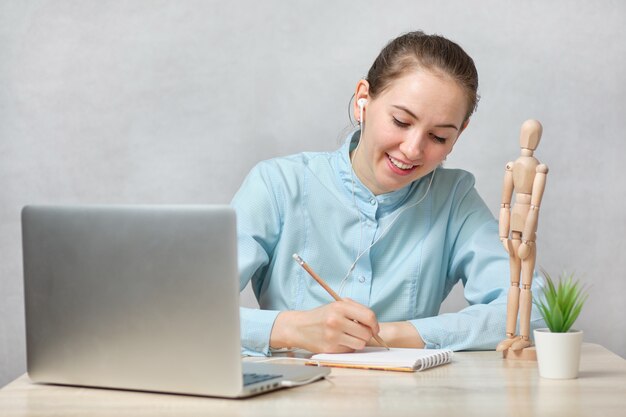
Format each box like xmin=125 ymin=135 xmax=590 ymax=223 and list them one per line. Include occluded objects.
xmin=339 ymin=167 xmax=435 ymax=295
xmin=340 ymin=120 xmax=436 ymax=295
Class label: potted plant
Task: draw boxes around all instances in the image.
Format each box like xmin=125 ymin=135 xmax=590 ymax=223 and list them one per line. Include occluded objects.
xmin=533 ymin=269 xmax=588 ymax=379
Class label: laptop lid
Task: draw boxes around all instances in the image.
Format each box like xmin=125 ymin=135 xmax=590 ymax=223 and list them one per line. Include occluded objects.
xmin=22 ymin=205 xmax=329 ymax=398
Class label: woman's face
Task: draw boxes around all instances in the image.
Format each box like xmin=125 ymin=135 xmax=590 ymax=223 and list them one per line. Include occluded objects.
xmin=351 ymin=70 xmax=469 ymax=195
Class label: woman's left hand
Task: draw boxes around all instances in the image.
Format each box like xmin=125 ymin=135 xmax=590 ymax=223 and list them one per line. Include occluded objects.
xmin=372 ymin=321 xmax=425 ymax=348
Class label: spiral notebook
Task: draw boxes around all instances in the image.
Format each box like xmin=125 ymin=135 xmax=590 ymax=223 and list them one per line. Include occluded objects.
xmin=306 ymin=347 xmax=454 ymax=372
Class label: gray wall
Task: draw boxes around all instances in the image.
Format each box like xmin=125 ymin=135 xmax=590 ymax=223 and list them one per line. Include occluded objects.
xmin=1 ymin=0 xmax=624 ymax=386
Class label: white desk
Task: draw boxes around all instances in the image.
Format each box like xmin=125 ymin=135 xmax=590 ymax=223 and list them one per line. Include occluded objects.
xmin=1 ymin=343 xmax=625 ymax=417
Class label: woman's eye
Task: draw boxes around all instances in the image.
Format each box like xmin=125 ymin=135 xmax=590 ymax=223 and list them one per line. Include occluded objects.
xmin=392 ymin=117 xmax=409 ymax=128
xmin=430 ymin=133 xmax=447 ymax=144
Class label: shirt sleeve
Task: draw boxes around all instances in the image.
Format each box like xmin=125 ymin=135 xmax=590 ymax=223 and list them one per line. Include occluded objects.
xmin=410 ymin=175 xmax=545 ymax=350
xmin=231 ymin=162 xmax=283 ymax=356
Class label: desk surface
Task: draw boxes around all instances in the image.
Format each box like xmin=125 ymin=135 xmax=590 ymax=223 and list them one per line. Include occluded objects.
xmin=1 ymin=343 xmax=625 ymax=417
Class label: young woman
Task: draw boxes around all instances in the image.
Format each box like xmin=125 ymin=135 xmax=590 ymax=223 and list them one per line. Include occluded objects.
xmin=232 ymin=31 xmax=542 ymax=355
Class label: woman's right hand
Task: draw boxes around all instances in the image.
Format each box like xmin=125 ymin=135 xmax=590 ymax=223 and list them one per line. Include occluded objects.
xmin=270 ymin=299 xmax=380 ymax=353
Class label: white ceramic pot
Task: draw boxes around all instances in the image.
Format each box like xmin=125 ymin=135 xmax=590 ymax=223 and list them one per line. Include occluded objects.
xmin=534 ymin=328 xmax=583 ymax=379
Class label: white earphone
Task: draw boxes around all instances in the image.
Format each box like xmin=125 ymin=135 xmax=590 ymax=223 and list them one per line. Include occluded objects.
xmin=357 ymin=98 xmax=367 ymax=125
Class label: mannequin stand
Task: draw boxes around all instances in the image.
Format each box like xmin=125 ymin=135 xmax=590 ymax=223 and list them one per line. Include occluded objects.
xmin=502 ymin=347 xmax=537 ymax=361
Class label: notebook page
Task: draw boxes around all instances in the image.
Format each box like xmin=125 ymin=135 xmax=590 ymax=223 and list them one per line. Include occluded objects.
xmin=310 ymin=347 xmax=453 ymax=370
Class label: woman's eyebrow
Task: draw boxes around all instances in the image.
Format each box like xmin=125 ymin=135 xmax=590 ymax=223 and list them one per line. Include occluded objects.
xmin=392 ymin=105 xmax=459 ymax=131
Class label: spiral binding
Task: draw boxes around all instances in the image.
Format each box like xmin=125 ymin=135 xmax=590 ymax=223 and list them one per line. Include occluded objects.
xmin=414 ymin=350 xmax=453 ymax=371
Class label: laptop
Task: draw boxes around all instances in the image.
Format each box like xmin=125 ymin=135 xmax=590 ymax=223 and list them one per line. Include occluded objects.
xmin=21 ymin=204 xmax=330 ymax=398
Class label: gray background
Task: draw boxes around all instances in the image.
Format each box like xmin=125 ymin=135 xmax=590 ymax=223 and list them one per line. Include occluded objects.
xmin=1 ymin=0 xmax=624 ymax=386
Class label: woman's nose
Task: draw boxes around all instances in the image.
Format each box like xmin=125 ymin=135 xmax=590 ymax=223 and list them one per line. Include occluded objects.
xmin=399 ymin=133 xmax=425 ymax=161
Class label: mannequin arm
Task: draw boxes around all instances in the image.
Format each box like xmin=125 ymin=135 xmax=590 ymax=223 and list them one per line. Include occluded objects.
xmin=499 ymin=162 xmax=515 ymax=252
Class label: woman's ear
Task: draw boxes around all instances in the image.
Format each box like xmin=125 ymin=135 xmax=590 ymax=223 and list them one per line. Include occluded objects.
xmin=353 ymin=79 xmax=370 ymax=123
xmin=460 ymin=118 xmax=470 ymax=133
xmin=450 ymin=118 xmax=470 ymax=148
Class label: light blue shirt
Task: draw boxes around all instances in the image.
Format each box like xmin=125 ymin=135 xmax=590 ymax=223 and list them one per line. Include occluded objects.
xmin=231 ymin=131 xmax=543 ymax=355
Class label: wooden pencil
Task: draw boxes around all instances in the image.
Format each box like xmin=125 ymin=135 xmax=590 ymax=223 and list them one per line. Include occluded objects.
xmin=292 ymin=253 xmax=390 ymax=350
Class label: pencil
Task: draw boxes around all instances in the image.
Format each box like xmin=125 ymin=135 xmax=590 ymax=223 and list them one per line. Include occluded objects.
xmin=292 ymin=253 xmax=390 ymax=350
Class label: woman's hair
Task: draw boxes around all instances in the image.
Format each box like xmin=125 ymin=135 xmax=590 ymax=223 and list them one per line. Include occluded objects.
xmin=366 ymin=31 xmax=479 ymax=121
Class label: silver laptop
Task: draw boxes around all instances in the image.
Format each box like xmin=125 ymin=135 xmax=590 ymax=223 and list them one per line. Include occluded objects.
xmin=22 ymin=205 xmax=329 ymax=398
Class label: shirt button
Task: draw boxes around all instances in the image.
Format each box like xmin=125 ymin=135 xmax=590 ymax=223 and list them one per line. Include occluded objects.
xmin=358 ymin=276 xmax=366 ymax=283
xmin=369 ymin=198 xmax=376 ymax=205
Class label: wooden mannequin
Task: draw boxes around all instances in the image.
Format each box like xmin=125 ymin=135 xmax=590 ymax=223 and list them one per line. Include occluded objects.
xmin=496 ymin=119 xmax=548 ymax=359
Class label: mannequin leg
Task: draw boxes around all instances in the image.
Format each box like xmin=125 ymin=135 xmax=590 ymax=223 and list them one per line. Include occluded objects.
xmin=496 ymin=234 xmax=522 ymax=352
xmin=511 ymin=243 xmax=536 ymax=351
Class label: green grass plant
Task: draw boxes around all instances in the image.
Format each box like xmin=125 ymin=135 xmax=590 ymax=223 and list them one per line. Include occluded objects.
xmin=534 ymin=269 xmax=588 ymax=333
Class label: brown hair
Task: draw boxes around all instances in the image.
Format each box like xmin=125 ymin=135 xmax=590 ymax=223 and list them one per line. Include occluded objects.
xmin=366 ymin=31 xmax=479 ymax=121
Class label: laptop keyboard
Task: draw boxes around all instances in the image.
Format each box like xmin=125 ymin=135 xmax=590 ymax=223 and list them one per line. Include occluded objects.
xmin=243 ymin=372 xmax=283 ymax=386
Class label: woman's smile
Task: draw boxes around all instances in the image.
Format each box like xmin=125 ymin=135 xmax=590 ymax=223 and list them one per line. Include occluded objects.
xmin=386 ymin=153 xmax=419 ymax=175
